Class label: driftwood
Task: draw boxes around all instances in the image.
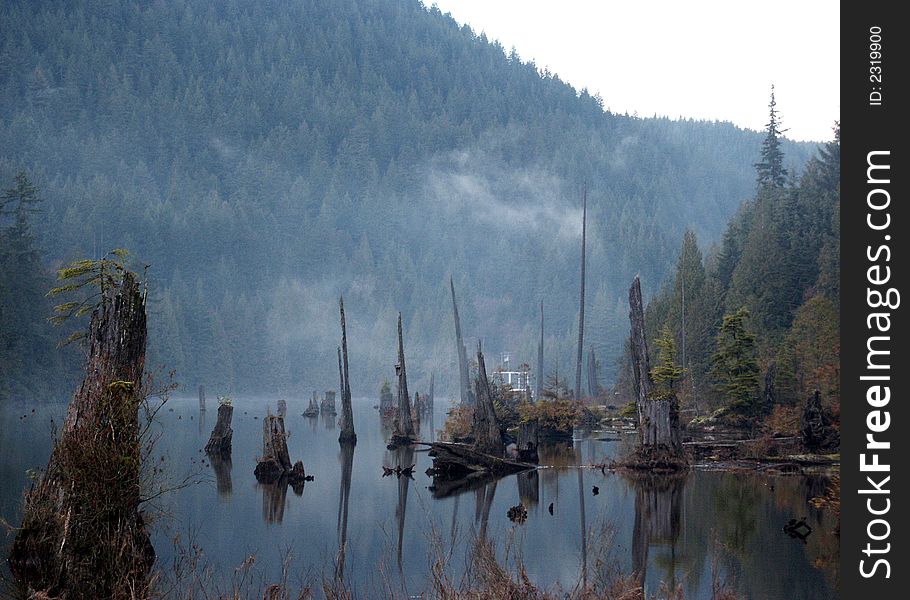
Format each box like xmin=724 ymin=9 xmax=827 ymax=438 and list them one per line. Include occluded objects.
xmin=450 ymin=277 xmax=474 ymax=405
xmin=574 ymin=184 xmax=587 ymax=401
xmin=204 ymin=402 xmax=233 ymax=457
xmin=338 ymin=296 xmax=356 ymax=444
xmin=10 ymin=272 xmax=154 ymax=598
xmin=626 ymin=276 xmax=686 ymax=470
xmin=389 ymin=313 xmax=416 ymax=447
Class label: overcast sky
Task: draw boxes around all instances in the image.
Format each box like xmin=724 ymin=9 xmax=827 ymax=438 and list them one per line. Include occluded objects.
xmin=431 ymin=0 xmax=839 ymax=142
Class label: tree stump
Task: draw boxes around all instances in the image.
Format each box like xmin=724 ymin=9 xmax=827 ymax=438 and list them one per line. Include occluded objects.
xmin=255 ymin=414 xmax=292 ymax=483
xmin=9 ymin=272 xmax=154 ymax=597
xmin=800 ymin=390 xmax=839 ymax=452
xmin=204 ymin=402 xmax=233 ymax=457
xmin=625 ymin=276 xmax=686 ymax=470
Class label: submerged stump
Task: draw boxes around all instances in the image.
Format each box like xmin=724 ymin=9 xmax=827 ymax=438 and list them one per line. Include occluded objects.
xmin=254 ymin=413 xmax=309 ymax=486
xmin=204 ymin=402 xmax=234 ymax=457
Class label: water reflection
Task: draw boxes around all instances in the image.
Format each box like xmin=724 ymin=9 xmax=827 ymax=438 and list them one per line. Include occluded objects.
xmin=335 ymin=441 xmax=354 ymax=580
xmin=517 ymin=469 xmax=539 ymax=507
xmin=628 ymin=473 xmax=687 ymax=591
xmin=209 ymin=455 xmax=232 ymax=497
xmin=394 ymin=445 xmax=415 ymax=570
xmin=0 ymin=399 xmax=839 ymax=600
xmin=260 ymin=479 xmax=289 ymax=523
xmin=474 ymin=479 xmax=496 ymax=541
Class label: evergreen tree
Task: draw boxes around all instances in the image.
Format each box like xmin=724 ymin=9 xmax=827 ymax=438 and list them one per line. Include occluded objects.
xmin=754 ymin=85 xmax=788 ymax=191
xmin=651 ymin=324 xmax=684 ymax=395
xmin=710 ymin=307 xmax=760 ymax=415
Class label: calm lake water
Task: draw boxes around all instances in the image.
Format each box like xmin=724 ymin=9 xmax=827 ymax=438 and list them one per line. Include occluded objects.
xmin=1 ymin=396 xmax=838 ymax=599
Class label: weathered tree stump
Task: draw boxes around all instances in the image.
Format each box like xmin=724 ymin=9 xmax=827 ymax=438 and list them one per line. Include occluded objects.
xmin=198 ymin=384 xmax=206 ymax=412
xmin=9 ymin=272 xmax=154 ymax=598
xmin=624 ymin=276 xmax=686 ymax=470
xmin=277 ymin=398 xmax=287 ymax=418
xmin=255 ymin=413 xmax=292 ymax=483
xmin=800 ymin=389 xmax=839 ymax=452
xmin=517 ymin=420 xmax=540 ymax=463
xmin=321 ymin=390 xmax=337 ymax=416
xmin=304 ymin=391 xmax=320 ymax=417
xmin=389 ymin=313 xmax=417 ymax=447
xmin=204 ymin=402 xmax=233 ymax=457
xmin=472 ymin=343 xmax=504 ymax=456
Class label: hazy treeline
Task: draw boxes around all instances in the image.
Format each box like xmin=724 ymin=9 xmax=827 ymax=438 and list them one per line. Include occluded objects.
xmin=0 ymin=0 xmax=816 ymax=400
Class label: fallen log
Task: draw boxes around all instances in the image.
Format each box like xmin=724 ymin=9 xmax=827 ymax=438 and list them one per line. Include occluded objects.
xmin=426 ymin=441 xmax=535 ymax=478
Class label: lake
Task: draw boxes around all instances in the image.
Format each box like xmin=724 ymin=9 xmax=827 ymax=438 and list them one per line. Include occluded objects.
xmin=0 ymin=396 xmax=838 ymax=599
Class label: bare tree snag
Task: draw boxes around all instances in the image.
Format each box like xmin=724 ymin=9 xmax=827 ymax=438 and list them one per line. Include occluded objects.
xmin=277 ymin=398 xmax=287 ymax=418
xmin=10 ymin=271 xmax=153 ymax=598
xmin=390 ymin=313 xmax=416 ymax=446
xmin=575 ymin=183 xmax=587 ymax=402
xmin=338 ymin=296 xmax=356 ymax=444
xmin=254 ymin=413 xmax=308 ymax=487
xmin=450 ymin=277 xmax=473 ymax=406
xmin=536 ymin=300 xmax=544 ymax=402
xmin=204 ymin=402 xmax=233 ymax=457
xmin=627 ymin=276 xmax=685 ymax=470
xmin=198 ymin=384 xmax=206 ymax=412
xmin=587 ymin=346 xmax=599 ymax=398
xmin=472 ymin=342 xmax=504 ymax=456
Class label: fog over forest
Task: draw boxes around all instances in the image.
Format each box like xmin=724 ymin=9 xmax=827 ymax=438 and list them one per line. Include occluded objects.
xmin=0 ymin=0 xmax=817 ymax=400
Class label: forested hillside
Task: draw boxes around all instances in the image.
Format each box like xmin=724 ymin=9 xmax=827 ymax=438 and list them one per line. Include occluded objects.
xmin=0 ymin=0 xmax=816 ymax=400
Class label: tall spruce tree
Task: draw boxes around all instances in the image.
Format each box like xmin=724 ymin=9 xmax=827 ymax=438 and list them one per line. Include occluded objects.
xmin=754 ymin=85 xmax=788 ymax=191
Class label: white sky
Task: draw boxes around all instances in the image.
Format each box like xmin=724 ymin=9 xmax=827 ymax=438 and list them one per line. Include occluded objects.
xmin=431 ymin=0 xmax=839 ymax=142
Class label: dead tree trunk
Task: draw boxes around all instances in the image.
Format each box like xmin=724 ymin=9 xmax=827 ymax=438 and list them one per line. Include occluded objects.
xmin=10 ymin=272 xmax=153 ymax=598
xmin=428 ymin=372 xmax=435 ymax=415
xmin=254 ymin=413 xmax=307 ymax=485
xmin=390 ymin=312 xmax=416 ymax=445
xmin=338 ymin=296 xmax=356 ymax=444
xmin=205 ymin=402 xmax=233 ymax=457
xmin=277 ymin=398 xmax=287 ymax=418
xmin=472 ymin=342 xmax=504 ymax=456
xmin=198 ymin=384 xmax=206 ymax=412
xmin=575 ymin=183 xmax=587 ymax=402
xmin=628 ymin=276 xmax=685 ymax=469
xmin=587 ymin=346 xmax=599 ymax=398
xmin=450 ymin=277 xmax=473 ymax=405
xmin=536 ymin=300 xmax=544 ymax=402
